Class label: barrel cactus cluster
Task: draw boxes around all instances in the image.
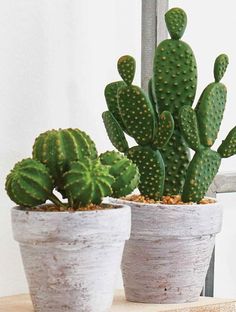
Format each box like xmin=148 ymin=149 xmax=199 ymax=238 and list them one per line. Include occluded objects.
xmin=103 ymin=7 xmax=236 ymax=203
xmin=5 ymin=128 xmax=139 ymax=209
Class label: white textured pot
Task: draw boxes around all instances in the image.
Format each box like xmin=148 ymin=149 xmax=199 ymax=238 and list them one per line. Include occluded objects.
xmin=110 ymin=198 xmax=222 ymax=304
xmin=12 ymin=204 xmax=131 ymax=312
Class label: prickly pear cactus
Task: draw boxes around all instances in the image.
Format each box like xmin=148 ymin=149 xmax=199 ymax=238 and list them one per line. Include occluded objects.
xmin=103 ymin=55 xmax=174 ymax=200
xmin=180 ymin=54 xmax=236 ymax=202
xmin=152 ymin=7 xmax=197 ymax=195
xmin=100 ymin=151 xmax=140 ymax=197
xmin=63 ymin=158 xmax=114 ymax=207
xmin=5 ymin=158 xmax=54 ymax=207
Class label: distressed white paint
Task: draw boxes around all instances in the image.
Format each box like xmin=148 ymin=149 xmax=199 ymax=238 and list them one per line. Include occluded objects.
xmin=11 ymin=205 xmax=131 ymax=312
xmin=110 ymin=198 xmax=222 ymax=304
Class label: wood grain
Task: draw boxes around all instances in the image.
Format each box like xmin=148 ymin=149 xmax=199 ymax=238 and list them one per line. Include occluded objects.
xmin=1 ymin=290 xmax=236 ymax=312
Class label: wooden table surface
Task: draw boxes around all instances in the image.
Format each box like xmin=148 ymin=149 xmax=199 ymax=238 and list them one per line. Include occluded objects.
xmin=0 ymin=290 xmax=236 ymax=312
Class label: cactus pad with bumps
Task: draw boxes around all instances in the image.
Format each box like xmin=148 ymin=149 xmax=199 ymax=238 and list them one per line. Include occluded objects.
xmin=117 ymin=55 xmax=135 ymax=85
xmin=63 ymin=158 xmax=114 ymax=207
xmin=102 ymin=111 xmax=129 ymax=153
xmin=148 ymin=78 xmax=158 ymax=120
xmin=182 ymin=150 xmax=221 ymax=202
xmin=152 ymin=111 xmax=174 ymax=149
xmin=153 ymin=39 xmax=197 ymax=117
xmin=127 ymin=146 xmax=165 ymax=200
xmin=214 ymin=54 xmax=229 ymax=83
xmin=161 ymin=130 xmax=190 ymax=195
xmin=104 ymin=81 xmax=127 ymax=131
xmin=100 ymin=151 xmax=139 ymax=197
xmin=196 ymin=83 xmax=227 ymax=147
xmin=179 ymin=105 xmax=201 ymax=151
xmin=165 ymin=7 xmax=187 ymax=40
xmin=118 ymin=85 xmax=156 ymax=145
xmin=5 ymin=158 xmax=54 ymax=207
xmin=218 ymin=126 xmax=236 ymax=158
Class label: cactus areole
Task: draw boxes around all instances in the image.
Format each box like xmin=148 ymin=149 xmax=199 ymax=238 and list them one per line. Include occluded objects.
xmin=103 ymin=7 xmax=236 ymax=203
xmin=5 ymin=128 xmax=139 ymax=210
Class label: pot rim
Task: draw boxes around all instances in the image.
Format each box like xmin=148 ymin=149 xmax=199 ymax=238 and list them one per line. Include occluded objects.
xmin=108 ymin=196 xmax=218 ymax=208
xmin=11 ymin=202 xmax=130 ymax=215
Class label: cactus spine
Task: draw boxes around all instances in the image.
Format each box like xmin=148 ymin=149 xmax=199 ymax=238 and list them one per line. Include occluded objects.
xmin=103 ymin=56 xmax=174 ymax=200
xmin=152 ymin=7 xmax=197 ymax=195
xmin=180 ymin=54 xmax=236 ymax=202
xmin=6 ymin=129 xmax=139 ymax=209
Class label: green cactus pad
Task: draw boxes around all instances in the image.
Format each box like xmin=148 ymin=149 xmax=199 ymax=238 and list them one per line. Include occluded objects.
xmin=214 ymin=54 xmax=229 ymax=83
xmin=100 ymin=151 xmax=139 ymax=197
xmin=33 ymin=128 xmax=97 ymax=184
xmin=179 ymin=105 xmax=201 ymax=151
xmin=117 ymin=55 xmax=135 ymax=85
xmin=165 ymin=8 xmax=187 ymax=40
xmin=153 ymin=39 xmax=197 ymax=118
xmin=152 ymin=111 xmax=174 ymax=149
xmin=218 ymin=126 xmax=236 ymax=158
xmin=118 ymin=85 xmax=156 ymax=145
xmin=127 ymin=146 xmax=165 ymax=200
xmin=5 ymin=158 xmax=54 ymax=207
xmin=148 ymin=78 xmax=158 ymax=119
xmin=182 ymin=149 xmax=221 ymax=202
xmin=63 ymin=158 xmax=114 ymax=207
xmin=196 ymin=82 xmax=227 ymax=147
xmin=102 ymin=111 xmax=129 ymax=153
xmin=161 ymin=130 xmax=190 ymax=195
xmin=104 ymin=81 xmax=127 ymax=131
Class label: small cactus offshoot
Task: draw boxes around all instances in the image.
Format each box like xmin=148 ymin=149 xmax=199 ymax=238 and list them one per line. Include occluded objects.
xmin=103 ymin=7 xmax=236 ymax=203
xmin=5 ymin=129 xmax=139 ymax=210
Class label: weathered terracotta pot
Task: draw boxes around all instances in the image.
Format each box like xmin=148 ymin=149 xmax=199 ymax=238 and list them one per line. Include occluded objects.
xmin=12 ymin=204 xmax=131 ymax=312
xmin=110 ymin=198 xmax=222 ymax=304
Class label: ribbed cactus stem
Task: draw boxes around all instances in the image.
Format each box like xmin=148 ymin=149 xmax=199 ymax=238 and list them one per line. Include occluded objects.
xmin=100 ymin=151 xmax=140 ymax=197
xmin=63 ymin=158 xmax=115 ymax=207
xmin=33 ymin=128 xmax=97 ymax=188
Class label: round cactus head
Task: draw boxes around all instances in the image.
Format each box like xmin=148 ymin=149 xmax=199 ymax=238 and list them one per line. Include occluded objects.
xmin=63 ymin=158 xmax=114 ymax=207
xmin=117 ymin=55 xmax=136 ymax=85
xmin=99 ymin=151 xmax=140 ymax=197
xmin=165 ymin=8 xmax=187 ymax=40
xmin=214 ymin=54 xmax=229 ymax=82
xmin=5 ymin=158 xmax=54 ymax=207
xmin=33 ymin=128 xmax=97 ymax=185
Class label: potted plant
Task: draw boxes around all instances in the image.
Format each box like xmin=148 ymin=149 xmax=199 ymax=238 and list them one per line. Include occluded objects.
xmin=103 ymin=8 xmax=236 ymax=303
xmin=6 ymin=128 xmax=139 ymax=312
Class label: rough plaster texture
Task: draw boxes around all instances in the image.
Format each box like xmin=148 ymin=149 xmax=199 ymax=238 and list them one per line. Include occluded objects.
xmin=110 ymin=198 xmax=222 ymax=304
xmin=11 ymin=205 xmax=131 ymax=312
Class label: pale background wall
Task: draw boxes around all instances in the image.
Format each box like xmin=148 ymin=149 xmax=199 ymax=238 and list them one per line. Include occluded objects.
xmin=0 ymin=0 xmax=236 ymax=298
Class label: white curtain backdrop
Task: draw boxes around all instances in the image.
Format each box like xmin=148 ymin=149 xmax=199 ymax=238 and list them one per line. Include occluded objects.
xmin=0 ymin=0 xmax=141 ymax=296
xmin=0 ymin=0 xmax=236 ymax=299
